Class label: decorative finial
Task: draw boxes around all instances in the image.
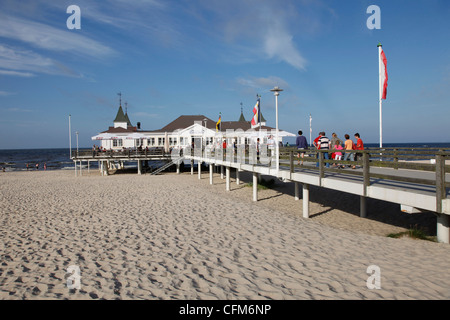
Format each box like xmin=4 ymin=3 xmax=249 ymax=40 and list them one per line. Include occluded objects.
xmin=377 ymin=42 xmax=382 ymax=47
xmin=117 ymin=92 xmax=122 ymax=107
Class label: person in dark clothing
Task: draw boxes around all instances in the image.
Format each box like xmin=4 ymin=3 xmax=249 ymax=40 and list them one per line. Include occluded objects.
xmin=295 ymin=130 xmax=308 ymax=165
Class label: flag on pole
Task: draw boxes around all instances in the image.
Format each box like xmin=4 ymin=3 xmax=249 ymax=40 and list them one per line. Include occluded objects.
xmin=379 ymin=45 xmax=388 ymax=100
xmin=216 ymin=113 xmax=221 ymax=132
xmin=251 ymin=96 xmax=261 ymax=128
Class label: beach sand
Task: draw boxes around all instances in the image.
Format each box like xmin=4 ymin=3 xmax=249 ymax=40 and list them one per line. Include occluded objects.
xmin=1 ymin=169 xmax=449 ymax=300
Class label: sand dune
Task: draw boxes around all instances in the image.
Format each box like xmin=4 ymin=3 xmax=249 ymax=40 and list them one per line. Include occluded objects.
xmin=0 ymin=170 xmax=449 ymax=300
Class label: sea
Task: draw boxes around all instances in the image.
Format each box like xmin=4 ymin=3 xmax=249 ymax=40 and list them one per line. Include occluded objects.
xmin=1 ymin=143 xmax=450 ymax=172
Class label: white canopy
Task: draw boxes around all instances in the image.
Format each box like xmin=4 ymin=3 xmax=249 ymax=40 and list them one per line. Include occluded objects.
xmin=91 ymin=133 xmax=115 ymax=140
xmin=125 ymin=132 xmax=147 ymax=139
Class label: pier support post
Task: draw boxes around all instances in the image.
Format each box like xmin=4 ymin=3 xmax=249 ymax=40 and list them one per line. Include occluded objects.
xmin=360 ymin=196 xmax=367 ymax=218
xmin=437 ymin=214 xmax=449 ymax=244
xmin=236 ymin=169 xmax=240 ymax=185
xmin=226 ymin=166 xmax=230 ymax=191
xmin=74 ymin=161 xmax=77 ymax=177
xmin=209 ymin=164 xmax=214 ymax=185
xmin=294 ymin=182 xmax=299 ymax=200
xmin=79 ymin=161 xmax=82 ymax=176
xmin=137 ymin=160 xmax=142 ymax=175
xmin=198 ymin=161 xmax=201 ymax=179
xmin=302 ymin=184 xmax=309 ymax=218
xmin=253 ymin=172 xmax=258 ymax=202
xmin=191 ymin=160 xmax=194 ymax=175
xmin=221 ymin=166 xmax=224 ymax=179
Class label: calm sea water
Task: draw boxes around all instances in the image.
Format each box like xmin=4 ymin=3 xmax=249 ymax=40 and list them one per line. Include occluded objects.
xmin=1 ymin=143 xmax=450 ymax=172
xmin=0 ymin=148 xmax=83 ymax=171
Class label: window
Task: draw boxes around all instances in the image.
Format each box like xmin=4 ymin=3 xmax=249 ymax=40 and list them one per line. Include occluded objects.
xmin=113 ymin=139 xmax=123 ymax=147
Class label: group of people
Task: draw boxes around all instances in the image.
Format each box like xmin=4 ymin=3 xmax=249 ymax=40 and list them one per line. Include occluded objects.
xmin=295 ymin=131 xmax=364 ymax=169
xmin=26 ymin=163 xmax=47 ymax=171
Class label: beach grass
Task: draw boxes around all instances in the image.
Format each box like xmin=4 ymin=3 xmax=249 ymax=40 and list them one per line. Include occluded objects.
xmin=387 ymin=225 xmax=436 ymax=242
xmin=246 ymin=178 xmax=276 ymax=190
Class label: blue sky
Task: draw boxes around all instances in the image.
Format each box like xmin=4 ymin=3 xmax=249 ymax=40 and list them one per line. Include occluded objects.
xmin=1 ymin=0 xmax=449 ymax=149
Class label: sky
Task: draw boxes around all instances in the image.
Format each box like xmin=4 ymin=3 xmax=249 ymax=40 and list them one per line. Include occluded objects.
xmin=0 ymin=0 xmax=449 ymax=149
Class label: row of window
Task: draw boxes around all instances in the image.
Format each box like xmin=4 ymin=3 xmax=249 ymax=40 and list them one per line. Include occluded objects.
xmin=111 ymin=137 xmax=260 ymax=148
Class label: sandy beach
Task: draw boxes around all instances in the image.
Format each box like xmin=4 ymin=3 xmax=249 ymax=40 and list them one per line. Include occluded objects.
xmin=1 ymin=169 xmax=449 ymax=300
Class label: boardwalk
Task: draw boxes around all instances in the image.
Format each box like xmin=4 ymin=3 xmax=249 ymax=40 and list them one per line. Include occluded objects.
xmin=73 ymin=147 xmax=450 ymax=243
xmin=183 ymin=147 xmax=450 ymax=243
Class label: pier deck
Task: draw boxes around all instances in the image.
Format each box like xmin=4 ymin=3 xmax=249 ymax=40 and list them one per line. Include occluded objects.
xmin=73 ymin=147 xmax=450 ymax=243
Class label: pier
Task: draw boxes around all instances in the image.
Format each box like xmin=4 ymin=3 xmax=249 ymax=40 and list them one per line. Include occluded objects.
xmin=73 ymin=146 xmax=450 ymax=243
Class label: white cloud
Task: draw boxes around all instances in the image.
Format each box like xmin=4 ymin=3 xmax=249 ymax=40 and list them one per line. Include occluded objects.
xmin=0 ymin=91 xmax=16 ymax=96
xmin=0 ymin=15 xmax=115 ymax=58
xmin=0 ymin=45 xmax=76 ymax=76
xmin=237 ymin=76 xmax=289 ymax=89
xmin=192 ymin=0 xmax=312 ymax=70
xmin=0 ymin=69 xmax=35 ymax=77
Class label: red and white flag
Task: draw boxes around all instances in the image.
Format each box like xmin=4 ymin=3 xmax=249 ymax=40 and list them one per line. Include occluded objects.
xmin=379 ymin=46 xmax=388 ymax=100
xmin=251 ymin=97 xmax=261 ymax=128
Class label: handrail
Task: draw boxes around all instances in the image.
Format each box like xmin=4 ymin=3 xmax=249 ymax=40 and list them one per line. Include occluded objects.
xmin=185 ymin=146 xmax=449 ymax=213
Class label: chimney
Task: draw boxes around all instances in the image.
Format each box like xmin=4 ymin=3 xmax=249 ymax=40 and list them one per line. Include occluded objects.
xmin=137 ymin=122 xmax=141 ymax=130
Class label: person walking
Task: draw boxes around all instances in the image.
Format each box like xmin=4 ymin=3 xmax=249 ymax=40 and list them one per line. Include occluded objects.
xmin=330 ymin=133 xmax=343 ymax=148
xmin=313 ymin=132 xmax=322 ymax=167
xmin=353 ymin=133 xmax=364 ymax=169
xmin=343 ymin=134 xmax=355 ymax=168
xmin=317 ymin=132 xmax=330 ymax=168
xmin=295 ymin=130 xmax=308 ymax=165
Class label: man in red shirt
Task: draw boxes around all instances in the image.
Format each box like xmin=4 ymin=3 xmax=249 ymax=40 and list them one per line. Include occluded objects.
xmin=354 ymin=133 xmax=364 ymax=150
xmin=354 ymin=133 xmax=364 ymax=166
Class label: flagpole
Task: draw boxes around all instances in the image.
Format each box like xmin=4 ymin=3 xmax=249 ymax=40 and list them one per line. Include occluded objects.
xmin=69 ymin=114 xmax=72 ymax=159
xmin=270 ymin=87 xmax=283 ymax=176
xmin=378 ymin=43 xmax=383 ymax=149
xmin=309 ymin=114 xmax=312 ymax=148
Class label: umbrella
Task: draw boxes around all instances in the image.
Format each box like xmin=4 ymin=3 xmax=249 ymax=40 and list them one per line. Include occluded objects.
xmin=91 ymin=133 xmax=114 ymax=140
xmin=125 ymin=132 xmax=146 ymax=139
xmin=278 ymin=130 xmax=296 ymax=137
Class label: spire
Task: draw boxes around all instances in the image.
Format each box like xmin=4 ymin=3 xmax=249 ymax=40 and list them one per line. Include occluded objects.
xmin=124 ymin=102 xmax=132 ymax=127
xmin=238 ymin=102 xmax=246 ymax=122
xmin=113 ymin=93 xmax=132 ymax=128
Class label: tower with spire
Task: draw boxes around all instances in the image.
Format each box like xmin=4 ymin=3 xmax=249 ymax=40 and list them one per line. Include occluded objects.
xmin=113 ymin=92 xmax=133 ymax=129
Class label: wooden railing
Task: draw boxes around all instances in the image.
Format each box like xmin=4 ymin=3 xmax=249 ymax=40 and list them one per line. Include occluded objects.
xmin=73 ymin=147 xmax=166 ymax=158
xmin=185 ymin=146 xmax=450 ymax=213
